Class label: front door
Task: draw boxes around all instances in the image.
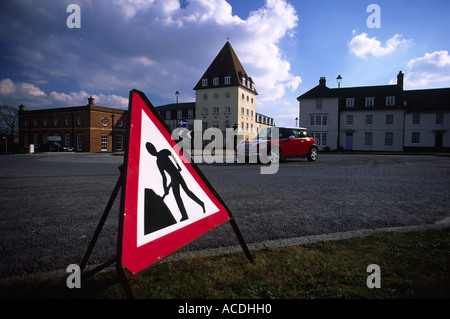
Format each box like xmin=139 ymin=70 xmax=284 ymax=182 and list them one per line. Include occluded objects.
xmin=345 ymin=133 xmax=353 ymax=150
xmin=435 ymin=131 xmax=443 ymax=151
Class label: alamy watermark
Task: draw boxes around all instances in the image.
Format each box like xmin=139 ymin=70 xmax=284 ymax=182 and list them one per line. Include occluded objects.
xmin=66 ymin=264 xmax=81 ymax=289
xmin=366 ymin=264 xmax=381 ymax=288
xmin=66 ymin=4 xmax=81 ymax=29
xmin=171 ymin=121 xmax=279 ymax=175
xmin=366 ymin=4 xmax=381 ymax=29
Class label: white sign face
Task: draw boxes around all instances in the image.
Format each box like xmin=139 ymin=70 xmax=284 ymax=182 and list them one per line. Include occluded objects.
xmin=136 ymin=110 xmax=220 ymax=246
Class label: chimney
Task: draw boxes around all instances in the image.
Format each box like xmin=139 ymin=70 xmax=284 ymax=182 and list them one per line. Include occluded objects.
xmin=88 ymin=96 xmax=95 ymax=107
xmin=19 ymin=104 xmax=25 ymax=112
xmin=397 ymin=71 xmax=404 ymax=90
xmin=319 ymin=77 xmax=326 ymax=87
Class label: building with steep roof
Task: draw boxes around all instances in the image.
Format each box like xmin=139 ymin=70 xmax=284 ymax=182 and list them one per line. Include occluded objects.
xmin=297 ymin=71 xmax=450 ymax=151
xmin=193 ymin=41 xmax=273 ymax=144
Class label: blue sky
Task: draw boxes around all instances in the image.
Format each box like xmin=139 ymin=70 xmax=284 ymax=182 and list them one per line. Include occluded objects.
xmin=1 ymin=0 xmax=449 ymax=127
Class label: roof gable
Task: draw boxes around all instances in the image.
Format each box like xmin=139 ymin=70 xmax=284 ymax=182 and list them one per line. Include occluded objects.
xmin=194 ymin=42 xmax=257 ymax=94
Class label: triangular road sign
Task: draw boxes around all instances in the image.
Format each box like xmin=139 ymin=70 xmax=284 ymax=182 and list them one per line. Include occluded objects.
xmin=120 ymin=89 xmax=232 ymax=274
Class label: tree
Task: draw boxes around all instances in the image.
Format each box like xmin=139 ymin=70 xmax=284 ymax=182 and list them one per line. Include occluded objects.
xmin=0 ymin=104 xmax=19 ymax=153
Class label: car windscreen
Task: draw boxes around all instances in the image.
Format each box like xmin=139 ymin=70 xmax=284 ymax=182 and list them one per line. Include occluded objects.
xmin=256 ymin=128 xmax=284 ymax=140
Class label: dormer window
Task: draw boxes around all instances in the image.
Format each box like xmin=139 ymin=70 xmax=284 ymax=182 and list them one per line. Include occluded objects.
xmin=365 ymin=97 xmax=375 ymax=107
xmin=213 ymin=77 xmax=219 ymax=86
xmin=202 ymin=79 xmax=208 ymax=87
xmin=346 ymin=98 xmax=355 ymax=107
xmin=224 ymin=76 xmax=231 ymax=85
xmin=385 ymin=96 xmax=395 ymax=106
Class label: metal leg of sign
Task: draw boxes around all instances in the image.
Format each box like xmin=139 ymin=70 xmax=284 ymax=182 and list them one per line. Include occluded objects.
xmin=80 ymin=171 xmax=124 ymax=275
xmin=115 ymin=259 xmax=135 ymax=299
xmin=229 ymin=217 xmax=255 ymax=264
xmin=79 ymin=165 xmax=135 ymax=298
xmin=115 ymin=165 xmax=136 ymax=299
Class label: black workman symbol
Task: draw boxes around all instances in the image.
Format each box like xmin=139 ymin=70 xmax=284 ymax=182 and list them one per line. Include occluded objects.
xmin=143 ymin=142 xmax=205 ymax=235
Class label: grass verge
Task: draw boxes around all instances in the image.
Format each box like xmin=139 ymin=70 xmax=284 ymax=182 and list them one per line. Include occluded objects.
xmin=1 ymin=227 xmax=449 ymax=299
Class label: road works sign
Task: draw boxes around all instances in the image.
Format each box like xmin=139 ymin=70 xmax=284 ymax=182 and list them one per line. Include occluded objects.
xmin=120 ymin=89 xmax=231 ymax=274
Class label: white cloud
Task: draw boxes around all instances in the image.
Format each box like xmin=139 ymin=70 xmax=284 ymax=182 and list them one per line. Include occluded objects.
xmin=0 ymin=78 xmax=128 ymax=108
xmin=0 ymin=78 xmax=15 ymax=95
xmin=348 ymin=33 xmax=412 ymax=59
xmin=0 ymin=78 xmax=47 ymax=106
xmin=49 ymin=90 xmax=128 ymax=108
xmin=92 ymin=93 xmax=129 ymax=108
xmin=403 ymin=50 xmax=450 ymax=87
xmin=49 ymin=90 xmax=90 ymax=105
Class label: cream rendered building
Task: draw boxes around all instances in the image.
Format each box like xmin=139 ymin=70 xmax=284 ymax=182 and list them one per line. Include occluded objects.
xmin=298 ymin=72 xmax=450 ymax=152
xmin=194 ymin=41 xmax=274 ymax=147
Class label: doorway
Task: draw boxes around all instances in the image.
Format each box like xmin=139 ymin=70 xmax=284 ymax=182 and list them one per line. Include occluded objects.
xmin=345 ymin=133 xmax=353 ymax=150
xmin=435 ymin=131 xmax=443 ymax=151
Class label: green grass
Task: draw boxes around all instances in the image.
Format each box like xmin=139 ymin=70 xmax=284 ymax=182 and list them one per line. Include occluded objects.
xmin=2 ymin=227 xmax=449 ymax=299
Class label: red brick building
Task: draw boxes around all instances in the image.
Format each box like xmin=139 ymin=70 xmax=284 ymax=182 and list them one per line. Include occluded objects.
xmin=18 ymin=97 xmax=128 ymax=152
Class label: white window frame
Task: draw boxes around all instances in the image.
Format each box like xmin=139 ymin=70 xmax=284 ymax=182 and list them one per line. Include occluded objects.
xmin=346 ymin=98 xmax=355 ymax=108
xmin=77 ymin=134 xmax=82 ymax=151
xmin=411 ymin=132 xmax=420 ymax=144
xmin=365 ymin=97 xmax=375 ymax=107
xmin=365 ymin=132 xmax=373 ymax=146
xmin=311 ymin=132 xmax=327 ymax=146
xmin=65 ymin=134 xmax=70 ymax=147
xmin=116 ymin=135 xmax=123 ymax=151
xmin=385 ymin=132 xmax=394 ymax=147
xmin=386 ymin=114 xmax=394 ymax=125
xmin=101 ymin=134 xmax=108 ymax=152
xmin=316 ymin=99 xmax=322 ymax=109
xmin=346 ymin=115 xmax=353 ymax=125
xmin=385 ymin=96 xmax=395 ymax=106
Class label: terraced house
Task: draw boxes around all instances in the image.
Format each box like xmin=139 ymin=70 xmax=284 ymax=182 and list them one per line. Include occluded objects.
xmin=297 ymin=71 xmax=450 ymax=152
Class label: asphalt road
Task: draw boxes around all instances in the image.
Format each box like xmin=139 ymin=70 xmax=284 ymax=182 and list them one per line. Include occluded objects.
xmin=1 ymin=152 xmax=449 ymax=280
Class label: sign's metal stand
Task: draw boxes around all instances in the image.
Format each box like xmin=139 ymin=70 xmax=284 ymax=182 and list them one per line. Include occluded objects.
xmin=79 ymin=166 xmax=253 ymax=299
xmin=79 ymin=165 xmax=135 ymax=298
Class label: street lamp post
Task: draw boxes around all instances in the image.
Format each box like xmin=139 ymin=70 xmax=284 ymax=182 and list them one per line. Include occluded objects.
xmin=336 ymin=75 xmax=342 ymax=151
xmin=175 ymin=91 xmax=180 ymax=128
xmin=336 ymin=75 xmax=342 ymax=89
xmin=295 ymin=117 xmax=298 ymax=127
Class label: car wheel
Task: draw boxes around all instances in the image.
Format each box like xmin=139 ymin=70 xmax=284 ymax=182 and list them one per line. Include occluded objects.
xmin=307 ymin=147 xmax=318 ymax=161
xmin=268 ymin=148 xmax=281 ymax=164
